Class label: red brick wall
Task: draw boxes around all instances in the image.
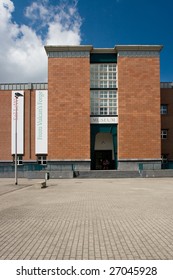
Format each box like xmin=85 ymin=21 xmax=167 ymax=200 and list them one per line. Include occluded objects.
xmin=161 ymin=88 xmax=173 ymax=159
xmin=48 ymin=57 xmax=90 ymax=160
xmin=0 ymin=90 xmax=36 ymax=161
xmin=0 ymin=91 xmax=11 ymax=160
xmin=118 ymin=56 xmax=161 ymax=159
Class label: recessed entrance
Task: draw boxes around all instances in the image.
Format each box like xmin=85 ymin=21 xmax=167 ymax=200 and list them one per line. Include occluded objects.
xmin=90 ymin=124 xmax=117 ymax=170
xmin=94 ymin=150 xmax=112 ymax=170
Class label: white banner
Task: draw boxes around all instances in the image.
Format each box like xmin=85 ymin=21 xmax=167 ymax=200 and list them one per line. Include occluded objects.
xmin=11 ymin=91 xmax=24 ymax=154
xmin=35 ymin=90 xmax=48 ymax=154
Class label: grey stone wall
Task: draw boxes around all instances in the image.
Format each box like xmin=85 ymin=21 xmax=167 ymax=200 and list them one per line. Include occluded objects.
xmin=118 ymin=160 xmax=161 ymax=171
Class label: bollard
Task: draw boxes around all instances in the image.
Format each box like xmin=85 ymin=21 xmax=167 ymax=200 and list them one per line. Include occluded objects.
xmin=45 ymin=172 xmax=50 ymax=181
xmin=41 ymin=172 xmax=50 ymax=188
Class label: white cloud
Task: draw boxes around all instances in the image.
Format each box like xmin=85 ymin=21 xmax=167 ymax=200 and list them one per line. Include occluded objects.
xmin=0 ymin=0 xmax=82 ymax=83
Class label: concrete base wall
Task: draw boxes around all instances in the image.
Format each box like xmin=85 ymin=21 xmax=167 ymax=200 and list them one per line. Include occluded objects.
xmin=118 ymin=160 xmax=161 ymax=171
xmin=0 ymin=161 xmax=90 ymax=179
xmin=47 ymin=161 xmax=91 ymax=171
xmin=27 ymin=171 xmax=73 ymax=179
xmin=0 ymin=170 xmax=73 ymax=179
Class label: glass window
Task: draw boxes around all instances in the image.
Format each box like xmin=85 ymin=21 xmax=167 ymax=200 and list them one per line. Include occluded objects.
xmin=13 ymin=155 xmax=23 ymax=165
xmin=161 ymin=104 xmax=168 ymax=115
xmin=90 ymin=90 xmax=118 ymax=116
xmin=161 ymin=154 xmax=168 ymax=163
xmin=37 ymin=155 xmax=47 ymax=165
xmin=161 ymin=129 xmax=168 ymax=139
xmin=90 ymin=63 xmax=117 ymax=89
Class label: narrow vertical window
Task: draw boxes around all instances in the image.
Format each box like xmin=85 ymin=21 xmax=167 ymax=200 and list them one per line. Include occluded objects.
xmin=161 ymin=129 xmax=168 ymax=139
xmin=160 ymin=104 xmax=168 ymax=115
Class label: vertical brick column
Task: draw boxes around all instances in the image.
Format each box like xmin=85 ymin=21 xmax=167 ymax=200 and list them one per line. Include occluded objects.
xmin=47 ymin=49 xmax=91 ymax=162
xmin=117 ymin=46 xmax=162 ymax=170
xmin=0 ymin=91 xmax=11 ymax=160
xmin=0 ymin=89 xmax=36 ymax=161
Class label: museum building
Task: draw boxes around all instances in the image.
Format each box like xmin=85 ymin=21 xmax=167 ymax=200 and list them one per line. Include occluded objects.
xmin=0 ymin=44 xmax=173 ymax=175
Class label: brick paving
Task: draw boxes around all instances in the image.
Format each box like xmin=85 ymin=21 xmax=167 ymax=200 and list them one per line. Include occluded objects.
xmin=0 ymin=178 xmax=173 ymax=260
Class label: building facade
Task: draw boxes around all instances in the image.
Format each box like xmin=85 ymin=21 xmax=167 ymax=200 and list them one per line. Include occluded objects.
xmin=161 ymin=82 xmax=173 ymax=168
xmin=1 ymin=44 xmax=172 ymax=176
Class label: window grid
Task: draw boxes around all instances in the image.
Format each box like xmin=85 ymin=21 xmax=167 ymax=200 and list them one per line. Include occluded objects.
xmin=161 ymin=129 xmax=168 ymax=139
xmin=37 ymin=155 xmax=47 ymax=165
xmin=91 ymin=90 xmax=118 ymax=116
xmin=90 ymin=64 xmax=117 ymax=89
xmin=161 ymin=104 xmax=168 ymax=115
xmin=161 ymin=154 xmax=168 ymax=163
xmin=13 ymin=155 xmax=23 ymax=165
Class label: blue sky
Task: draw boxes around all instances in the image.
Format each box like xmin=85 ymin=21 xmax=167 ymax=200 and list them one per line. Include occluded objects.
xmin=0 ymin=0 xmax=172 ymax=82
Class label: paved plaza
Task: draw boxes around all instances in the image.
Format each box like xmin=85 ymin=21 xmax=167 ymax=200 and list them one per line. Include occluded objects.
xmin=0 ymin=177 xmax=173 ymax=260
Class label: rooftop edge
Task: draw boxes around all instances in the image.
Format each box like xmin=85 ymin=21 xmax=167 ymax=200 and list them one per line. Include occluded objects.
xmin=44 ymin=45 xmax=163 ymax=55
xmin=115 ymin=45 xmax=163 ymax=52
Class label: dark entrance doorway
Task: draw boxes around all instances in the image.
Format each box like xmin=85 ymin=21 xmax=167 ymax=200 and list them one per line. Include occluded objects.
xmin=90 ymin=124 xmax=117 ymax=170
xmin=94 ymin=150 xmax=112 ymax=170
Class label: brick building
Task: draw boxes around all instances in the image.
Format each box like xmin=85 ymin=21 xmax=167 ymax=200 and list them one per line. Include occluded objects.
xmin=0 ymin=44 xmax=172 ymax=176
xmin=161 ymin=82 xmax=173 ymax=168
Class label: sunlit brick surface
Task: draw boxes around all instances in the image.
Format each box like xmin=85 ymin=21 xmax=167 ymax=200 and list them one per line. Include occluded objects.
xmin=48 ymin=57 xmax=90 ymax=160
xmin=118 ymin=56 xmax=161 ymax=159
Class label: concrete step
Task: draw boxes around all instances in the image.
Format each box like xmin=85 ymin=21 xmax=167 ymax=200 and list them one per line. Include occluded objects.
xmin=141 ymin=170 xmax=173 ymax=177
xmin=74 ymin=170 xmax=140 ymax=178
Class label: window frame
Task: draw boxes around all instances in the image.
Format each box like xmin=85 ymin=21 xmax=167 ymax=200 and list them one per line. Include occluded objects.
xmin=161 ymin=104 xmax=168 ymax=115
xmin=90 ymin=63 xmax=117 ymax=89
xmin=90 ymin=90 xmax=118 ymax=116
xmin=37 ymin=155 xmax=47 ymax=165
xmin=161 ymin=154 xmax=168 ymax=163
xmin=161 ymin=129 xmax=168 ymax=139
xmin=13 ymin=155 xmax=23 ymax=165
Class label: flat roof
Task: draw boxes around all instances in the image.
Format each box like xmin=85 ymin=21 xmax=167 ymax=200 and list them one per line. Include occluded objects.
xmin=91 ymin=48 xmax=115 ymax=54
xmin=45 ymin=45 xmax=93 ymax=54
xmin=115 ymin=45 xmax=163 ymax=52
xmin=45 ymin=44 xmax=163 ymax=55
